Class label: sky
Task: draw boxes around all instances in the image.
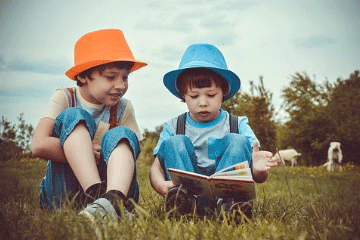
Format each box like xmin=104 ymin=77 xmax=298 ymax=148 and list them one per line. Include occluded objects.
xmin=1 ymin=0 xmax=359 ymax=133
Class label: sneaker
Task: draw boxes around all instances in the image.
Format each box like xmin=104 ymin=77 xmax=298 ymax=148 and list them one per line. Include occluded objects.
xmin=75 ymin=182 xmax=107 ymax=209
xmin=165 ymin=185 xmax=196 ymax=216
xmin=217 ymin=198 xmax=253 ymax=222
xmin=79 ymin=198 xmax=120 ymax=222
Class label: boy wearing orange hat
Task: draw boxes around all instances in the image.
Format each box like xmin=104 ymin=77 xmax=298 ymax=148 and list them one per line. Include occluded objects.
xmin=31 ymin=29 xmax=147 ymax=221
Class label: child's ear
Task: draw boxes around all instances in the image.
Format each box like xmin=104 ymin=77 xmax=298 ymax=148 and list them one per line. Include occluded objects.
xmin=77 ymin=75 xmax=88 ymax=85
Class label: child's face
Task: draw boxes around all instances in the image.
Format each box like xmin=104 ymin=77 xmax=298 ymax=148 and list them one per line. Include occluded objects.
xmin=78 ymin=67 xmax=129 ymax=106
xmin=183 ymin=80 xmax=224 ymax=123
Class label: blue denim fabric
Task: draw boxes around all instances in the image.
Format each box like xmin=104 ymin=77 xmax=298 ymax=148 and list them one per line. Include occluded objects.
xmin=39 ymin=108 xmax=140 ymax=210
xmin=156 ymin=133 xmax=252 ymax=209
xmin=157 ymin=134 xmax=252 ymax=179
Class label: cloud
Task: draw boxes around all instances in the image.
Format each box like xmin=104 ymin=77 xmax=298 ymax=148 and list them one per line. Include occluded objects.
xmin=0 ymin=55 xmax=6 ymax=70
xmin=0 ymin=85 xmax=52 ymax=98
xmin=156 ymin=45 xmax=184 ymax=62
xmin=183 ymin=28 xmax=238 ymax=46
xmin=5 ymin=58 xmax=68 ymax=75
xmin=294 ymin=35 xmax=337 ymax=49
xmin=134 ymin=12 xmax=194 ymax=32
xmin=0 ymin=70 xmax=68 ymax=98
xmin=199 ymin=13 xmax=237 ymax=29
xmin=209 ymin=0 xmax=257 ymax=12
xmin=135 ymin=0 xmax=253 ymax=33
xmin=0 ymin=54 xmax=69 ymax=77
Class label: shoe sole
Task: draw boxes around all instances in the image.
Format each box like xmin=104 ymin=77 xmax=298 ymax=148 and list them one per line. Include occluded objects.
xmin=79 ymin=210 xmax=96 ymax=222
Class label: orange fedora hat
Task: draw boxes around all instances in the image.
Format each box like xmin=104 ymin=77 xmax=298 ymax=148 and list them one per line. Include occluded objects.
xmin=65 ymin=29 xmax=147 ymax=80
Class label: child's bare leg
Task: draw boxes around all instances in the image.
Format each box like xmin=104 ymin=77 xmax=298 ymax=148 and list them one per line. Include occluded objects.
xmin=106 ymin=140 xmax=134 ymax=196
xmin=63 ymin=122 xmax=101 ymax=191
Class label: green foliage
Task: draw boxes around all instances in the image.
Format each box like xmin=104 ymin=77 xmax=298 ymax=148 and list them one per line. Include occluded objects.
xmin=279 ymin=71 xmax=360 ymax=165
xmin=138 ymin=126 xmax=162 ymax=165
xmin=222 ymin=76 xmax=277 ymax=152
xmin=1 ymin=160 xmax=359 ymax=239
xmin=280 ymin=72 xmax=334 ymax=165
xmin=0 ymin=113 xmax=34 ymax=161
xmin=0 ymin=140 xmax=23 ymax=162
xmin=324 ymin=70 xmax=360 ymax=163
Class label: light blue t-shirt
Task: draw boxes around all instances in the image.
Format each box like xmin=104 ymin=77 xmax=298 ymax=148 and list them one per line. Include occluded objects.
xmin=153 ymin=109 xmax=259 ymax=168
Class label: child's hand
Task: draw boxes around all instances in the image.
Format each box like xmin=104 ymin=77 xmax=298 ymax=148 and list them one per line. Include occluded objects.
xmin=252 ymin=141 xmax=278 ymax=173
xmin=93 ymin=143 xmax=101 ymax=165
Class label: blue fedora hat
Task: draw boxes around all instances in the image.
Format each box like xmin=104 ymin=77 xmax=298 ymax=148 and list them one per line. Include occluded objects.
xmin=163 ymin=43 xmax=241 ymax=101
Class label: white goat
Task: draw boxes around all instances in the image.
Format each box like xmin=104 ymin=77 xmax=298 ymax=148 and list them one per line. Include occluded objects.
xmin=324 ymin=142 xmax=343 ymax=172
xmin=274 ymin=149 xmax=301 ymax=167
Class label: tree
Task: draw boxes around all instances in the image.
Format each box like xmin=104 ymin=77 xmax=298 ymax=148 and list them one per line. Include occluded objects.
xmin=222 ymin=76 xmax=277 ymax=152
xmin=280 ymin=73 xmax=332 ymax=165
xmin=138 ymin=126 xmax=163 ymax=165
xmin=324 ymin=70 xmax=360 ymax=164
xmin=0 ymin=113 xmax=34 ymax=161
xmin=279 ymin=71 xmax=360 ymax=165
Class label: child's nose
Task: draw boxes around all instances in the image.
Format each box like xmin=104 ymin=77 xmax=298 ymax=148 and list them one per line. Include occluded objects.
xmin=115 ymin=78 xmax=126 ymax=89
xmin=199 ymin=96 xmax=208 ymax=106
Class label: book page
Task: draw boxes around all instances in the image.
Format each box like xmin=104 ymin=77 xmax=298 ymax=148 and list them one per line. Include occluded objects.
xmin=212 ymin=161 xmax=250 ymax=176
xmin=209 ymin=178 xmax=256 ymax=200
xmin=168 ymin=168 xmax=213 ymax=198
xmin=212 ymin=168 xmax=252 ymax=179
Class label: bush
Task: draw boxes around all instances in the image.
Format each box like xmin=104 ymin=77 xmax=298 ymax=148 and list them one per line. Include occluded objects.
xmin=0 ymin=113 xmax=33 ymax=161
xmin=0 ymin=139 xmax=23 ymax=161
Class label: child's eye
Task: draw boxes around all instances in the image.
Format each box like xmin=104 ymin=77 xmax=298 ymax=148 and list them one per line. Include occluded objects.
xmin=208 ymin=94 xmax=216 ymax=98
xmin=189 ymin=95 xmax=198 ymax=99
xmin=106 ymin=76 xmax=116 ymax=80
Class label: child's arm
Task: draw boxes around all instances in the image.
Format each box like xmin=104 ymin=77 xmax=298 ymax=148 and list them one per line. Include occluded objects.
xmin=31 ymin=117 xmax=68 ymax=163
xmin=149 ymin=157 xmax=175 ymax=196
xmin=251 ymin=141 xmax=278 ymax=183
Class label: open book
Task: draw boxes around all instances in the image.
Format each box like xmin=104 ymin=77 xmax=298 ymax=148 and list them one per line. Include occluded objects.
xmin=168 ymin=161 xmax=256 ymax=200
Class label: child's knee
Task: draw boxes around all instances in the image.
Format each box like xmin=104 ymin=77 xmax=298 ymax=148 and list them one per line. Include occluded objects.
xmin=224 ymin=133 xmax=250 ymax=148
xmin=161 ymin=135 xmax=192 ymax=153
xmin=164 ymin=135 xmax=191 ymax=147
xmin=54 ymin=108 xmax=96 ymax=144
xmin=101 ymin=126 xmax=140 ymax=163
xmin=59 ymin=107 xmax=92 ymax=121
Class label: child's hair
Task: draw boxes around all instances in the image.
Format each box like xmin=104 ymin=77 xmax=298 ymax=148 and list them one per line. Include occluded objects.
xmin=75 ymin=61 xmax=135 ymax=86
xmin=176 ymin=68 xmax=229 ymax=101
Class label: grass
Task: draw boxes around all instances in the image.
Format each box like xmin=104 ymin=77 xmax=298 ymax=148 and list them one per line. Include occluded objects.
xmin=1 ymin=158 xmax=360 ymax=239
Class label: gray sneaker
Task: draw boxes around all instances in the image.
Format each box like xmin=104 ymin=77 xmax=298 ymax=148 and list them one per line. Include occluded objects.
xmin=79 ymin=198 xmax=119 ymax=222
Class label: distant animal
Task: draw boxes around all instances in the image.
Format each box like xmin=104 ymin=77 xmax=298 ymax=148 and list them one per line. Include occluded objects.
xmin=274 ymin=149 xmax=301 ymax=167
xmin=324 ymin=142 xmax=343 ymax=172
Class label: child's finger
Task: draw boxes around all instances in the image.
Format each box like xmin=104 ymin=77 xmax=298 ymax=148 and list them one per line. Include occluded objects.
xmin=252 ymin=141 xmax=260 ymax=153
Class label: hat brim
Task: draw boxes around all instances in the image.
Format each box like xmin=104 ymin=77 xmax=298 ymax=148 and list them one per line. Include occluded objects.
xmin=65 ymin=58 xmax=147 ymax=80
xmin=163 ymin=67 xmax=241 ymax=102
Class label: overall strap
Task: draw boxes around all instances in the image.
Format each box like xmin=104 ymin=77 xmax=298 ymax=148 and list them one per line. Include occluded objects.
xmin=176 ymin=113 xmax=187 ymax=135
xmin=66 ymin=87 xmax=118 ymax=129
xmin=176 ymin=112 xmax=239 ymax=134
xmin=67 ymin=87 xmax=75 ymax=107
xmin=109 ymin=104 xmax=118 ymax=129
xmin=229 ymin=114 xmax=239 ymax=134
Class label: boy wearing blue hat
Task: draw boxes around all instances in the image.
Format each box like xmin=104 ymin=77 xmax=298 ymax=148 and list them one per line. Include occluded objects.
xmin=149 ymin=43 xmax=278 ymax=218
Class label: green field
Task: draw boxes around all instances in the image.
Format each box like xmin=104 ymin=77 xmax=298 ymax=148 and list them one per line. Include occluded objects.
xmin=1 ymin=159 xmax=359 ymax=240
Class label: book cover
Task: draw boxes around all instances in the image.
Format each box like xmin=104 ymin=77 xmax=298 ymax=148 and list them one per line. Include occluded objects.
xmin=168 ymin=161 xmax=256 ymax=200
